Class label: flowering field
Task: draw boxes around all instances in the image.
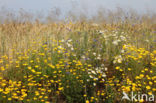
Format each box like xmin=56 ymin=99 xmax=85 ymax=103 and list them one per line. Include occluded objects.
xmin=0 ymin=22 xmax=155 ymax=103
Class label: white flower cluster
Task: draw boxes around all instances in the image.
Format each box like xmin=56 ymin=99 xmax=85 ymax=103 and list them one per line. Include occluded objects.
xmin=99 ymin=30 xmax=127 ymax=46
xmin=112 ymin=35 xmax=127 ymax=45
xmin=92 ymin=52 xmax=102 ymax=60
xmin=87 ymin=65 xmax=107 ymax=86
xmin=66 ymin=39 xmax=74 ymax=51
xmin=113 ymin=55 xmax=123 ymax=64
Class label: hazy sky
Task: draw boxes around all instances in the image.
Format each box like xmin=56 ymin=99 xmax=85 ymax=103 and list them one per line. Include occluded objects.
xmin=0 ymin=0 xmax=156 ymax=15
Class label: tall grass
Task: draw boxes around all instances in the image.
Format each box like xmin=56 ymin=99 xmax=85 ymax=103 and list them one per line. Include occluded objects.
xmin=0 ymin=9 xmax=155 ymax=103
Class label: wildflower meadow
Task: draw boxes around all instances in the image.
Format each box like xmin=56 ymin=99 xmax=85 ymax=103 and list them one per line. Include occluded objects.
xmin=0 ymin=12 xmax=156 ymax=103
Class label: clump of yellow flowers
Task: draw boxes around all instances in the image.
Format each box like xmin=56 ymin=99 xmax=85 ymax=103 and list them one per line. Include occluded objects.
xmin=0 ymin=22 xmax=155 ymax=103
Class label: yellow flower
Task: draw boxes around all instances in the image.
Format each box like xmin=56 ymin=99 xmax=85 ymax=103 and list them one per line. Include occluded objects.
xmin=84 ymin=94 xmax=87 ymax=97
xmin=125 ymin=86 xmax=131 ymax=92
xmin=8 ymin=98 xmax=12 ymax=101
xmin=27 ymin=99 xmax=30 ymax=101
xmin=148 ymin=92 xmax=152 ymax=95
xmin=145 ymin=68 xmax=148 ymax=71
xmin=152 ymin=88 xmax=156 ymax=91
xmin=91 ymin=97 xmax=94 ymax=100
xmin=119 ymin=69 xmax=123 ymax=72
xmin=139 ymin=99 xmax=144 ymax=103
xmin=86 ymin=100 xmax=89 ymax=103
xmin=1 ymin=66 xmax=5 ymax=71
xmin=35 ymin=65 xmax=39 ymax=68
xmin=101 ymin=93 xmax=105 ymax=96
xmin=140 ymin=74 xmax=144 ymax=78
xmin=149 ymin=81 xmax=153 ymax=85
xmin=146 ymin=86 xmax=151 ymax=90
xmin=44 ymin=96 xmax=48 ymax=99
xmin=115 ymin=66 xmax=120 ymax=70
xmin=28 ymin=66 xmax=32 ymax=70
xmin=58 ymin=87 xmax=63 ymax=91
xmin=39 ymin=96 xmax=43 ymax=98
xmin=0 ymin=88 xmax=3 ymax=92
xmin=128 ymin=68 xmax=132 ymax=71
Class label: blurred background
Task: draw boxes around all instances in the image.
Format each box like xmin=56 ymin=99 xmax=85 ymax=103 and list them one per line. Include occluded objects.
xmin=0 ymin=0 xmax=156 ymax=23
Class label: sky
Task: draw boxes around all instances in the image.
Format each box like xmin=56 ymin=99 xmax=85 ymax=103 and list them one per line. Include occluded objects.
xmin=0 ymin=0 xmax=156 ymax=17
